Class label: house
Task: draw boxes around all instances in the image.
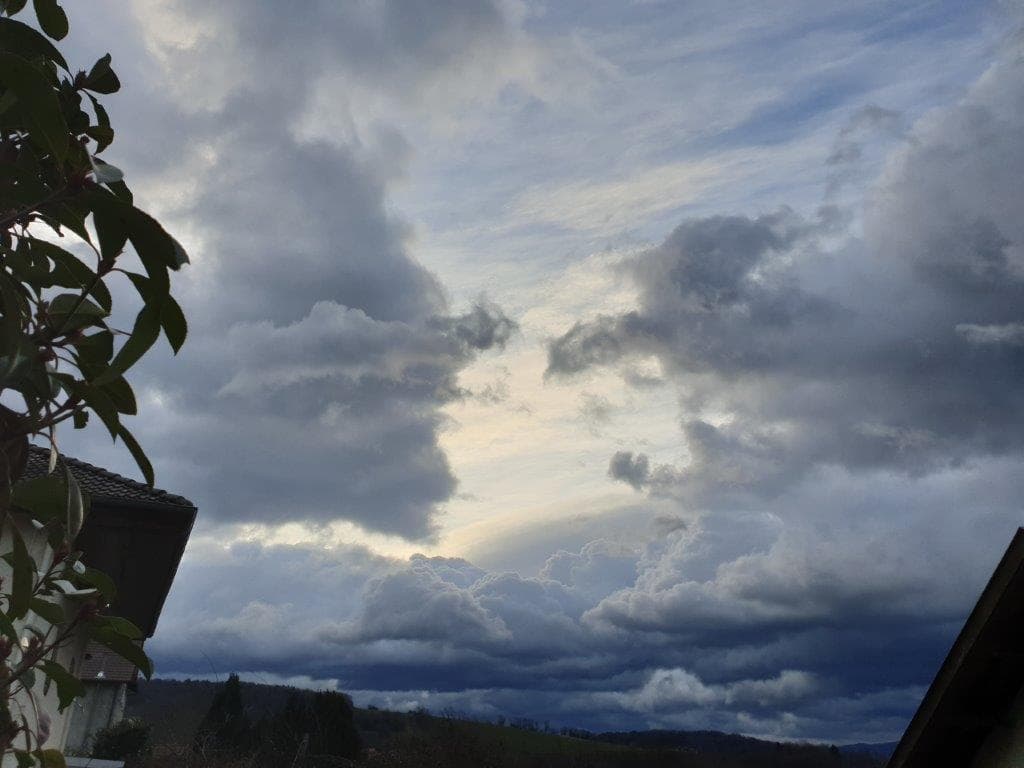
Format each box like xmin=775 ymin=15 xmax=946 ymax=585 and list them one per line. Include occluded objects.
xmin=887 ymin=527 xmax=1024 ymax=768
xmin=0 ymin=447 xmax=196 ymax=762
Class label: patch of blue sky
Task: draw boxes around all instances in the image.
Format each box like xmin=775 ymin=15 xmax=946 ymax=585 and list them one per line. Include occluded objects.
xmin=857 ymin=0 xmax=990 ymax=45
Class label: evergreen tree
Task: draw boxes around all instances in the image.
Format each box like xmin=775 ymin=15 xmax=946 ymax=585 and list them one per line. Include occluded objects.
xmin=261 ymin=690 xmax=361 ymax=762
xmin=193 ymin=673 xmax=251 ymax=752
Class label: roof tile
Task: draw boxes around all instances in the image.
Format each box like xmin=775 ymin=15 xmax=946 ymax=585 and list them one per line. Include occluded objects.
xmin=77 ymin=641 xmax=140 ymax=684
xmin=23 ymin=446 xmax=194 ymax=508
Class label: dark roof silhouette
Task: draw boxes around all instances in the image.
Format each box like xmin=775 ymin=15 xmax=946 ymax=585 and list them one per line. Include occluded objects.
xmin=24 ymin=445 xmax=194 ymax=508
xmin=21 ymin=445 xmax=197 ymax=638
xmin=888 ymin=527 xmax=1024 ymax=767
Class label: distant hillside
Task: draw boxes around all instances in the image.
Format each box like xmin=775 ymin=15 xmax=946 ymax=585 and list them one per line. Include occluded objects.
xmin=590 ymin=729 xmax=886 ymax=766
xmin=126 ymin=679 xmax=887 ymax=767
xmin=840 ymin=742 xmax=898 ymax=760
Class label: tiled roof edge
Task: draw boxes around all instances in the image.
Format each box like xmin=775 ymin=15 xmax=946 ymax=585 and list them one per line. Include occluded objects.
xmin=26 ymin=446 xmax=196 ymax=508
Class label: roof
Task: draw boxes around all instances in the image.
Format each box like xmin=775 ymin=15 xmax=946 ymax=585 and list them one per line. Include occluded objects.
xmin=21 ymin=446 xmax=197 ymax=638
xmin=77 ymin=641 xmax=140 ymax=684
xmin=887 ymin=527 xmax=1024 ymax=768
xmin=24 ymin=446 xmax=195 ymax=508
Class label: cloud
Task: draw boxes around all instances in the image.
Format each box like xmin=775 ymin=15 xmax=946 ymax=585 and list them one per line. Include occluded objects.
xmin=54 ymin=0 xmax=1024 ymax=747
xmin=623 ymin=668 xmax=818 ymax=712
xmin=540 ymin=540 xmax=640 ymax=603
xmin=955 ymin=322 xmax=1024 ymax=346
xmin=153 ymin=482 xmax=1010 ymax=741
xmin=608 ymin=451 xmax=650 ymax=489
xmin=546 ymin=46 xmax=1024 ymax=505
xmin=578 ymin=393 xmax=614 ymax=430
xmin=57 ymin=1 xmax=528 ymax=538
xmin=339 ymin=557 xmax=512 ymax=645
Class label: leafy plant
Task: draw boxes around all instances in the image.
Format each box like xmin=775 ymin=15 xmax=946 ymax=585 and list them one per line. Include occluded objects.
xmin=91 ymin=717 xmax=151 ymax=761
xmin=0 ymin=0 xmax=189 ymax=764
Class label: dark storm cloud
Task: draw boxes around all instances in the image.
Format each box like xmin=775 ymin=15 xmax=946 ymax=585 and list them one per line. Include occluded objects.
xmin=71 ymin=0 xmax=1024 ymax=747
xmin=608 ymin=451 xmax=650 ymax=489
xmin=429 ymin=301 xmax=518 ymax=352
xmin=57 ymin=0 xmax=526 ymax=537
xmin=472 ymin=30 xmax=1024 ymax=742
xmin=547 ymin=49 xmax=1024 ymax=502
xmin=152 ymin=470 xmax=1018 ymax=742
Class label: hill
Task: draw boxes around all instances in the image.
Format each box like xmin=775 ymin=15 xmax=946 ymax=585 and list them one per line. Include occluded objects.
xmin=124 ymin=678 xmax=887 ymax=767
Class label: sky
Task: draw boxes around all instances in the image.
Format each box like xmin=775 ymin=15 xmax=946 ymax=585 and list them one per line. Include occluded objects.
xmin=45 ymin=0 xmax=1024 ymax=745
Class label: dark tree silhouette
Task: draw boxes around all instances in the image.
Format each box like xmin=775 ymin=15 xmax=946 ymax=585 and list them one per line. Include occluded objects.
xmin=193 ymin=673 xmax=251 ymax=752
xmin=263 ymin=690 xmax=362 ymax=762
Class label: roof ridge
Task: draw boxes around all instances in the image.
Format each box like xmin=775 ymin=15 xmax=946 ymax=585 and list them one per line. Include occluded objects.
xmin=25 ymin=445 xmax=195 ymax=508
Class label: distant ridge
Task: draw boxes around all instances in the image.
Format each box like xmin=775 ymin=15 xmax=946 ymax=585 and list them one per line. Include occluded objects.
xmin=129 ymin=679 xmax=887 ymax=766
xmin=841 ymin=742 xmax=898 ymax=759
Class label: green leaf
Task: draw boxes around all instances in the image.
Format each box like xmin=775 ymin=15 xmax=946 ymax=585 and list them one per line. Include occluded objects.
xmin=29 ymin=596 xmax=64 ymax=625
xmin=0 ymin=17 xmax=68 ymax=70
xmin=84 ymin=124 xmax=113 ymax=149
xmin=0 ymin=336 xmax=35 ymax=390
xmin=85 ymin=93 xmax=114 ymax=153
xmin=88 ymin=628 xmax=152 ymax=679
xmin=11 ymin=474 xmax=65 ymax=523
xmin=17 ymin=665 xmax=34 ymax=690
xmin=86 ymin=192 xmax=176 ymax=296
xmin=116 ymin=422 xmax=153 ymax=487
xmin=3 ymin=0 xmax=29 ymax=16
xmin=39 ymin=660 xmax=84 ymax=712
xmin=171 ymin=235 xmax=190 ymax=267
xmin=8 ymin=522 xmax=36 ymax=619
xmin=72 ymin=408 xmax=87 ymax=429
xmin=36 ymin=748 xmax=68 ymax=768
xmin=102 ymin=375 xmax=136 ymax=415
xmin=83 ymin=52 xmax=119 ymax=93
xmin=49 ymin=202 xmax=92 ymax=243
xmin=26 ymin=238 xmax=112 ymax=313
xmin=47 ymin=292 xmax=108 ymax=334
xmin=63 ymin=462 xmax=83 ymax=539
xmin=95 ymin=614 xmax=142 ymax=640
xmin=78 ymin=566 xmax=115 ymax=601
xmin=91 ymin=202 xmax=128 ymax=262
xmin=0 ymin=52 xmax=67 ymax=162
xmin=161 ymin=294 xmax=187 ymax=353
xmin=106 ymin=179 xmax=132 ymax=201
xmin=0 ymin=611 xmax=18 ymax=642
xmin=30 ymin=0 xmax=66 ymax=40
xmin=0 ymin=86 xmax=16 ymax=115
xmin=96 ymin=303 xmax=159 ymax=383
xmin=0 ymin=248 xmax=30 ymax=322
xmin=72 ymin=330 xmax=114 ymax=365
xmin=79 ymin=383 xmax=119 ymax=439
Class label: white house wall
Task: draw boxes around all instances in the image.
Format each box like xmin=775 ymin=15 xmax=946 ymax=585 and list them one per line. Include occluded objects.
xmin=0 ymin=516 xmax=90 ymax=764
xmin=64 ymin=683 xmax=127 ymax=755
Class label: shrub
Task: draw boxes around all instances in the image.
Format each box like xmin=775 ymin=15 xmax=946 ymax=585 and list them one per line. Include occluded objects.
xmin=92 ymin=717 xmax=152 ymax=761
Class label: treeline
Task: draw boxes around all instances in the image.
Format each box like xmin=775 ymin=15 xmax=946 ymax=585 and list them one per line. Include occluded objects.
xmin=111 ymin=678 xmax=886 ymax=768
xmin=99 ymin=674 xmax=361 ymax=767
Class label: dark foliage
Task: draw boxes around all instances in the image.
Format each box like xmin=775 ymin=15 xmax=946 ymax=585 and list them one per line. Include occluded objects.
xmin=91 ymin=717 xmax=151 ymax=761
xmin=130 ymin=679 xmax=886 ymax=768
xmin=258 ymin=690 xmax=362 ymax=763
xmin=193 ymin=673 xmax=252 ymax=753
